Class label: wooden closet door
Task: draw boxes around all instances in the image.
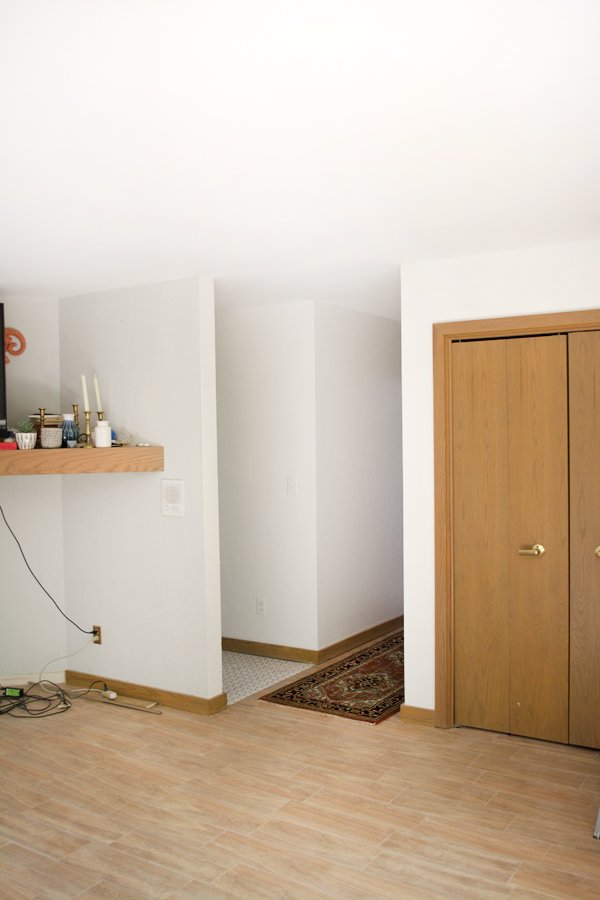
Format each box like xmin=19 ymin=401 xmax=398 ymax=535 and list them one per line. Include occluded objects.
xmin=569 ymin=330 xmax=600 ymax=749
xmin=453 ymin=334 xmax=569 ymax=742
xmin=507 ymin=335 xmax=569 ymax=744
xmin=453 ymin=340 xmax=509 ymax=732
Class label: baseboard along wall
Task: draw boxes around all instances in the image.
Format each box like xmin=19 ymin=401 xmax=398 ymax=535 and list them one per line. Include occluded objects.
xmin=65 ymin=670 xmax=227 ymax=716
xmin=222 ymin=615 xmax=404 ymax=665
xmin=400 ymin=703 xmax=435 ymax=725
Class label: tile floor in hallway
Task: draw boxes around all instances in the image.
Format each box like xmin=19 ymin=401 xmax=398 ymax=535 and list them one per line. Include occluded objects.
xmin=1 ymin=665 xmax=600 ymax=900
xmin=222 ymin=651 xmax=312 ymax=705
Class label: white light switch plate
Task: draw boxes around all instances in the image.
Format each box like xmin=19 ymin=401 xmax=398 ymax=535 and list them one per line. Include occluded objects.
xmin=162 ymin=480 xmax=184 ymax=516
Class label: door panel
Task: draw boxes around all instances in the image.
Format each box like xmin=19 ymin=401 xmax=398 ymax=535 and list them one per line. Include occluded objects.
xmin=507 ymin=335 xmax=569 ymax=743
xmin=569 ymin=331 xmax=600 ymax=749
xmin=453 ymin=334 xmax=569 ymax=743
xmin=453 ymin=340 xmax=509 ymax=732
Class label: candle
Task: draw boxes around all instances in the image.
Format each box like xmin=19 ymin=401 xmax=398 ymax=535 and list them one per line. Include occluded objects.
xmin=81 ymin=374 xmax=90 ymax=411
xmin=93 ymin=375 xmax=103 ymax=412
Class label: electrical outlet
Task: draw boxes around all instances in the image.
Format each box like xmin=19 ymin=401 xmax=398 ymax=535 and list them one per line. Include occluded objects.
xmin=93 ymin=625 xmax=102 ymax=644
xmin=256 ymin=598 xmax=267 ymax=616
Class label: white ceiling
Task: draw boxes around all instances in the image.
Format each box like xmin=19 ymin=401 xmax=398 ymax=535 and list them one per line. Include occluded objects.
xmin=1 ymin=1 xmax=599 ymax=317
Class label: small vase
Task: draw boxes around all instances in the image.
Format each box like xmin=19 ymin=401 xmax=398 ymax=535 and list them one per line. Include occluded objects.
xmin=41 ymin=427 xmax=63 ymax=449
xmin=15 ymin=432 xmax=36 ymax=450
xmin=93 ymin=421 xmax=112 ymax=448
xmin=61 ymin=414 xmax=79 ymax=447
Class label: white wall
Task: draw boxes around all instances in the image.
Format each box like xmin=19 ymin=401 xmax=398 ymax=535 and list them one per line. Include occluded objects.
xmin=1 ymin=299 xmax=66 ymax=682
xmin=217 ymin=300 xmax=403 ymax=652
xmin=217 ymin=302 xmax=319 ymax=650
xmin=59 ymin=276 xmax=222 ymax=699
xmin=315 ymin=302 xmax=403 ymax=647
xmin=401 ymin=238 xmax=600 ymax=710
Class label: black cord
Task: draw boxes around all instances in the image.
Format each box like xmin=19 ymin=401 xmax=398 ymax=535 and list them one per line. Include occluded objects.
xmin=0 ymin=681 xmax=72 ymax=717
xmin=0 ymin=680 xmax=110 ymax=718
xmin=0 ymin=503 xmax=94 ymax=635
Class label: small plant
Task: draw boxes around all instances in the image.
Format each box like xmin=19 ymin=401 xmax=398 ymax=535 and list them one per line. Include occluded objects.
xmin=17 ymin=418 xmax=35 ymax=433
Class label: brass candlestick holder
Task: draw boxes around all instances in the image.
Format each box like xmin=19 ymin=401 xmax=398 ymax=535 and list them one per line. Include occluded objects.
xmin=72 ymin=404 xmax=79 ymax=429
xmin=84 ymin=411 xmax=92 ymax=448
xmin=38 ymin=408 xmax=46 ymax=449
xmin=97 ymin=411 xmax=104 ymax=421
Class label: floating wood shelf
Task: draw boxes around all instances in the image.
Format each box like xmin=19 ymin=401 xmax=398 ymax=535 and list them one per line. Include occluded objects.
xmin=0 ymin=446 xmax=164 ymax=476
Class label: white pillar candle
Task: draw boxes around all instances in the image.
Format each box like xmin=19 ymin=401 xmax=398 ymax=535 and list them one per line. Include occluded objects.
xmin=93 ymin=375 xmax=103 ymax=412
xmin=81 ymin=374 xmax=90 ymax=411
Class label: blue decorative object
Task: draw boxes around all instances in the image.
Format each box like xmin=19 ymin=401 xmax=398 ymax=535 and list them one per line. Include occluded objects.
xmin=61 ymin=414 xmax=79 ymax=447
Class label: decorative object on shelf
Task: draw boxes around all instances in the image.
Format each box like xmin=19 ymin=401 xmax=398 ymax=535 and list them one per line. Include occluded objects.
xmin=15 ymin=418 xmax=36 ymax=451
xmin=115 ymin=427 xmax=137 ymax=447
xmin=93 ymin=375 xmax=103 ymax=420
xmin=38 ymin=407 xmax=64 ymax=449
xmin=81 ymin=375 xmax=90 ymax=413
xmin=83 ymin=410 xmax=92 ymax=448
xmin=41 ymin=427 xmax=63 ymax=449
xmin=72 ymin=404 xmax=79 ymax=429
xmin=29 ymin=411 xmax=62 ymax=448
xmin=15 ymin=432 xmax=36 ymax=450
xmin=93 ymin=420 xmax=112 ymax=448
xmin=61 ymin=414 xmax=79 ymax=448
xmin=4 ymin=327 xmax=26 ymax=364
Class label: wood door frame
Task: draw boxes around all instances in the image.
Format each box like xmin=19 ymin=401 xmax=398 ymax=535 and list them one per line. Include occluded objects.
xmin=434 ymin=308 xmax=600 ymax=729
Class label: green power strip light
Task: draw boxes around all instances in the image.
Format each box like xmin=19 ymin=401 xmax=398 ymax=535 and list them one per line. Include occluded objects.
xmin=0 ymin=687 xmax=24 ymax=698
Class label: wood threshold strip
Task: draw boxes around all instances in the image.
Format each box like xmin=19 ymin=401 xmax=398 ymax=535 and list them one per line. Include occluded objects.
xmin=433 ymin=307 xmax=600 ymax=729
xmin=222 ymin=615 xmax=403 ymax=664
xmin=0 ymin=446 xmax=164 ymax=476
xmin=65 ymin=669 xmax=227 ymax=716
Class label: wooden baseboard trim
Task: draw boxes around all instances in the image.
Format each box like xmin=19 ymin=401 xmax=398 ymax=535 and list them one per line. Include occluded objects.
xmin=400 ymin=703 xmax=435 ymax=725
xmin=222 ymin=615 xmax=404 ymax=665
xmin=318 ymin=615 xmax=404 ymax=663
xmin=221 ymin=639 xmax=318 ymax=664
xmin=65 ymin=670 xmax=227 ymax=716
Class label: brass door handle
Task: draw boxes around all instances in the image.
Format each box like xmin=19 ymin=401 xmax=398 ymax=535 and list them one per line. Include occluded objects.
xmin=595 ymin=547 xmax=600 ymax=558
xmin=519 ymin=544 xmax=545 ymax=557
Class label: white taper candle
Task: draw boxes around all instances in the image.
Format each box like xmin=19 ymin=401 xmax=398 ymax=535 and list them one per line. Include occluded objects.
xmin=81 ymin=374 xmax=90 ymax=411
xmin=93 ymin=375 xmax=103 ymax=412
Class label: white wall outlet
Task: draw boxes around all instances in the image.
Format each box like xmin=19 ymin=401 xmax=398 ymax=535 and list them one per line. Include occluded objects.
xmin=256 ymin=598 xmax=267 ymax=616
xmin=162 ymin=480 xmax=184 ymax=516
xmin=287 ymin=476 xmax=298 ymax=496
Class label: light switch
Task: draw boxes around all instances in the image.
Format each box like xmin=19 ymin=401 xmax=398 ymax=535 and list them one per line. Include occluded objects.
xmin=162 ymin=480 xmax=184 ymax=516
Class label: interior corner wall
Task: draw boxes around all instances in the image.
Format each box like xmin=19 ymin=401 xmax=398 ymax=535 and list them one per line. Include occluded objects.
xmin=0 ymin=299 xmax=66 ymax=681
xmin=59 ymin=276 xmax=222 ymax=699
xmin=314 ymin=302 xmax=403 ymax=648
xmin=400 ymin=238 xmax=600 ymax=712
xmin=216 ymin=302 xmax=319 ymax=650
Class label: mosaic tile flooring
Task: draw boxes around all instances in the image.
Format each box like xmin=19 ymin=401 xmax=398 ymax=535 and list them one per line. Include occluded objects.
xmin=222 ymin=650 xmax=312 ymax=705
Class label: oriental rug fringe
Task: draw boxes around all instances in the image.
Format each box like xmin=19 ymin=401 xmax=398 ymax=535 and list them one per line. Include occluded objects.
xmin=260 ymin=630 xmax=404 ymax=723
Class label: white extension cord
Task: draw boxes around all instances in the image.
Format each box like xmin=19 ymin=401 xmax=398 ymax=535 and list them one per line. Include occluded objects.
xmin=37 ymin=634 xmax=118 ymax=700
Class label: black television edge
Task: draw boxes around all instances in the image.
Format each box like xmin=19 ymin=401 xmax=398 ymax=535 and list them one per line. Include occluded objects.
xmin=0 ymin=303 xmax=8 ymax=439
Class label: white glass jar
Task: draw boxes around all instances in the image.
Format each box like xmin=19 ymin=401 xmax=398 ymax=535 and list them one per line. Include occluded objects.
xmin=94 ymin=420 xmax=112 ymax=448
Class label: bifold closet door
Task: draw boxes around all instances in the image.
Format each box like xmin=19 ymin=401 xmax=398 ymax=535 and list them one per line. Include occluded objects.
xmin=453 ymin=335 xmax=569 ymax=742
xmin=453 ymin=339 xmax=509 ymax=733
xmin=506 ymin=336 xmax=569 ymax=743
xmin=569 ymin=330 xmax=600 ymax=750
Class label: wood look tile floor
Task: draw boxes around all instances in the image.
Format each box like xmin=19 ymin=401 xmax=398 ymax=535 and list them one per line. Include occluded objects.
xmin=1 ymin=670 xmax=600 ymax=900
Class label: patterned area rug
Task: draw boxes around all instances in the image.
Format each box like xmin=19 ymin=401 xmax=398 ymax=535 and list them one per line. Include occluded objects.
xmin=260 ymin=630 xmax=404 ymax=723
